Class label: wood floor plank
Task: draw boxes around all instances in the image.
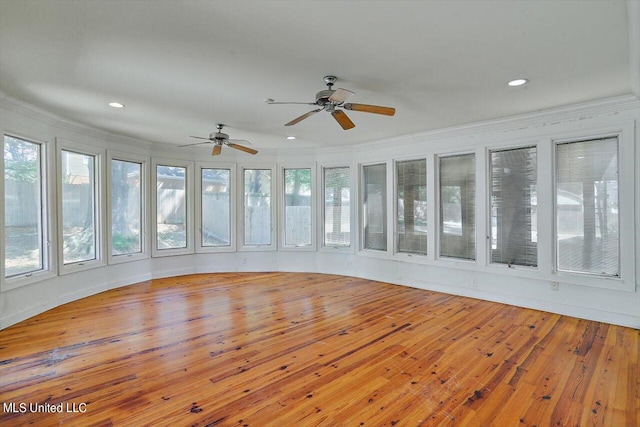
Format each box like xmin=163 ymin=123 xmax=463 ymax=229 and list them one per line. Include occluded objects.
xmin=0 ymin=272 xmax=638 ymax=426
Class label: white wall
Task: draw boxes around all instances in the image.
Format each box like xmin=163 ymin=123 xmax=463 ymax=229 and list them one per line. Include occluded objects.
xmin=1 ymin=94 xmax=638 ymax=329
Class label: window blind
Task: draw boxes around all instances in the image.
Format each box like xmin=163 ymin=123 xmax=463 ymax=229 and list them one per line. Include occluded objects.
xmin=396 ymin=159 xmax=427 ymax=255
xmin=556 ymin=138 xmax=619 ymax=276
xmin=439 ymin=154 xmax=475 ymax=260
xmin=324 ymin=167 xmax=350 ymax=247
xmin=490 ymin=146 xmax=537 ymax=267
xmin=363 ymin=164 xmax=387 ymax=251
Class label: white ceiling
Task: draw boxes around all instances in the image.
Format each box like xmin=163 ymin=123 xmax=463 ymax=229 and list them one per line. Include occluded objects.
xmin=0 ymin=0 xmax=636 ymax=151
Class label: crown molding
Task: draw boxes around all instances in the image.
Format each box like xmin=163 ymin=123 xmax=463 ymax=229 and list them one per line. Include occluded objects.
xmin=0 ymin=92 xmax=155 ymax=151
xmin=348 ymin=94 xmax=640 ymax=152
xmin=3 ymin=91 xmax=638 ymax=159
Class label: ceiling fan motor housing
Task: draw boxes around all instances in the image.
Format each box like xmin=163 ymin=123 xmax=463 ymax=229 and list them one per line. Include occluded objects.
xmin=315 ymin=89 xmax=336 ymax=106
xmin=210 ymin=132 xmax=229 ymax=141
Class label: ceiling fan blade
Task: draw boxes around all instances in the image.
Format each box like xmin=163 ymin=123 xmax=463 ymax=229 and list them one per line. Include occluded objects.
xmin=211 ymin=145 xmax=222 ymax=156
xmin=228 ymin=139 xmax=252 ymax=145
xmin=266 ymin=101 xmax=316 ymax=105
xmin=343 ymin=103 xmax=396 ymax=116
xmin=178 ymin=142 xmax=210 ymax=147
xmin=228 ymin=143 xmax=258 ymax=155
xmin=285 ymin=108 xmax=322 ymax=126
xmin=329 ymin=88 xmax=354 ymax=103
xmin=331 ymin=110 xmax=355 ymax=130
xmin=189 ymin=135 xmax=210 ymax=140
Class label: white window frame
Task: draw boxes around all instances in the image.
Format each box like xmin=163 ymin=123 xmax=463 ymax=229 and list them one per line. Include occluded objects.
xmin=485 ymin=143 xmax=539 ymax=271
xmin=56 ymin=139 xmax=106 ymax=275
xmin=319 ymin=163 xmax=355 ymax=253
xmin=195 ymin=162 xmax=236 ymax=253
xmin=359 ymin=160 xmax=391 ymax=256
xmin=2 ymin=131 xmax=57 ymax=290
xmin=106 ymin=151 xmax=150 ymax=265
xmin=238 ymin=163 xmax=277 ymax=252
xmin=435 ymin=150 xmax=478 ymax=264
xmin=550 ymin=123 xmax=635 ymax=291
xmin=151 ymin=158 xmax=194 ymax=258
xmin=393 ymin=157 xmax=428 ymax=259
xmin=279 ymin=163 xmax=316 ymax=251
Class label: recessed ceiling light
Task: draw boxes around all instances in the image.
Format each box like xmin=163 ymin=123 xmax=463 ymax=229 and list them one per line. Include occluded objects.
xmin=286 ymin=136 xmax=296 ymax=140
xmin=507 ymin=78 xmax=528 ymax=87
xmin=108 ymin=102 xmax=125 ymax=108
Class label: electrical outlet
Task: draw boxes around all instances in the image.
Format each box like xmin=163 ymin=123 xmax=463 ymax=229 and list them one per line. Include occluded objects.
xmin=472 ymin=278 xmax=478 ymax=288
xmin=550 ymin=281 xmax=559 ymax=291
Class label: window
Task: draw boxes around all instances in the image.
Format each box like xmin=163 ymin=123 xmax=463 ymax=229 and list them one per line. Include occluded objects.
xmin=156 ymin=165 xmax=187 ymax=250
xmin=439 ymin=153 xmax=475 ymax=260
xmin=490 ymin=147 xmax=537 ymax=267
xmin=396 ymin=159 xmax=427 ymax=255
xmin=284 ymin=168 xmax=312 ymax=247
xmin=201 ymin=168 xmax=231 ymax=247
xmin=4 ymin=135 xmax=45 ymax=277
xmin=323 ymin=167 xmax=350 ymax=247
xmin=362 ymin=163 xmax=387 ymax=251
xmin=61 ymin=149 xmax=98 ymax=265
xmin=243 ymin=168 xmax=272 ymax=246
xmin=556 ymin=138 xmax=619 ymax=276
xmin=111 ymin=159 xmax=142 ymax=256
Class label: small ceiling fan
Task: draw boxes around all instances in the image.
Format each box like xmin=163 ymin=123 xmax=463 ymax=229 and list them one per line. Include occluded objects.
xmin=265 ymin=75 xmax=396 ymax=130
xmin=179 ymin=124 xmax=257 ymax=156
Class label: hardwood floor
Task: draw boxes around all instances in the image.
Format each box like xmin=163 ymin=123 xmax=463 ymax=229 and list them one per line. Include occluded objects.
xmin=0 ymin=272 xmax=638 ymax=426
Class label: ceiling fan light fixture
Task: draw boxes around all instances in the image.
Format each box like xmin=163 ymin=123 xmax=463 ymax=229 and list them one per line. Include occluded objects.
xmin=507 ymin=78 xmax=528 ymax=87
xmin=267 ymin=76 xmax=396 ymax=130
xmin=179 ymin=124 xmax=257 ymax=156
xmin=108 ymin=102 xmax=125 ymax=108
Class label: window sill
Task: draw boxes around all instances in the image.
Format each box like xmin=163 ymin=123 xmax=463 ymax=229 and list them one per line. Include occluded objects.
xmin=2 ymin=270 xmax=58 ymax=292
xmin=108 ymin=252 xmax=150 ymax=265
xmin=59 ymin=259 xmax=106 ymax=276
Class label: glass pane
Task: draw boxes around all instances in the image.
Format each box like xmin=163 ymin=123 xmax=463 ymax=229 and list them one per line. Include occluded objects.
xmin=202 ymin=168 xmax=231 ymax=247
xmin=324 ymin=167 xmax=350 ymax=247
xmin=397 ymin=159 xmax=427 ymax=255
xmin=556 ymin=138 xmax=619 ymax=276
xmin=4 ymin=136 xmax=43 ymax=276
xmin=61 ymin=150 xmax=96 ymax=264
xmin=490 ymin=147 xmax=537 ymax=267
xmin=156 ymin=165 xmax=187 ymax=249
xmin=363 ymin=164 xmax=386 ymax=251
xmin=244 ymin=169 xmax=271 ymax=246
xmin=439 ymin=154 xmax=475 ymax=260
xmin=111 ymin=159 xmax=142 ymax=256
xmin=284 ymin=168 xmax=312 ymax=246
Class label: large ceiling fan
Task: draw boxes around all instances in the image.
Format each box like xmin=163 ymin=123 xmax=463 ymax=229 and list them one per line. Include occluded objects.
xmin=265 ymin=76 xmax=396 ymax=130
xmin=179 ymin=124 xmax=257 ymax=156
